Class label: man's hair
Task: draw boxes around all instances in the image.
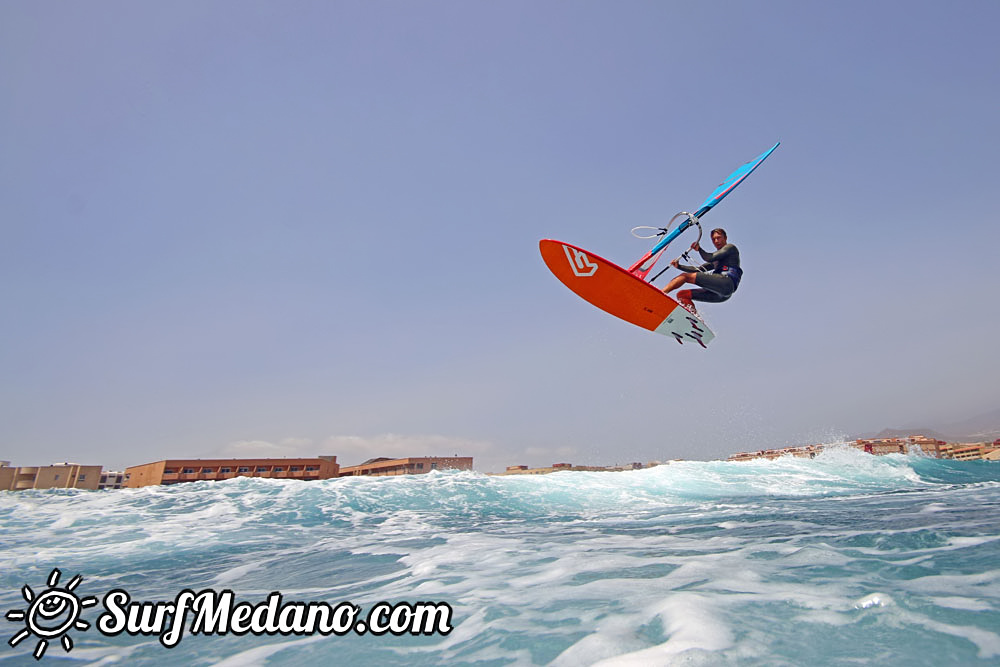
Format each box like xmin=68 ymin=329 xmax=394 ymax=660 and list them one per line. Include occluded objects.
xmin=710 ymin=228 xmax=727 ymax=239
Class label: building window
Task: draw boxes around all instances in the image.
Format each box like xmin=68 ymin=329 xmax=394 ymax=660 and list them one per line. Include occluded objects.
xmin=238 ymin=467 xmax=249 ymax=473
xmin=201 ymin=468 xmax=214 ymax=473
xmin=417 ymin=463 xmax=424 ymax=469
xmin=183 ymin=468 xmax=196 ymax=474
xmin=305 ymin=466 xmax=319 ymax=471
xmin=78 ymin=475 xmax=86 ymax=481
xmin=273 ymin=467 xmax=284 ymax=472
xmin=289 ymin=466 xmax=301 ymax=472
xmin=431 ymin=463 xmax=438 ymax=470
xmin=164 ymin=469 xmax=176 ymax=474
xmin=256 ymin=467 xmax=268 ymax=472
xmin=54 ymin=474 xmax=60 ymax=480
xmin=220 ymin=468 xmax=231 ymax=473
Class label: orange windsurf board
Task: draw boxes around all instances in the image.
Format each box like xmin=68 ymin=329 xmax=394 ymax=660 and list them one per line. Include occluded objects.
xmin=539 ymin=239 xmax=715 ymax=347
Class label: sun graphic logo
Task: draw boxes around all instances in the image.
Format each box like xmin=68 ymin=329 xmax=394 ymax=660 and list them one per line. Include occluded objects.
xmin=6 ymin=568 xmax=98 ymax=660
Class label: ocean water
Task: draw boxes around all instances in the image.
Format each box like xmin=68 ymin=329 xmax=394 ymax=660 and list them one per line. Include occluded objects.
xmin=2 ymin=447 xmax=999 ymax=666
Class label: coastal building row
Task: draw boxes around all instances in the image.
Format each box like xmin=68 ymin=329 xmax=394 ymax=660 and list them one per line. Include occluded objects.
xmin=496 ymin=461 xmax=662 ymax=475
xmin=727 ymin=436 xmax=1000 ymax=462
xmin=0 ymin=456 xmax=474 ymax=491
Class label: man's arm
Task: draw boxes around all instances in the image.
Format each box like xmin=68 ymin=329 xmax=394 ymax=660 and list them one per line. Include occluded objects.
xmin=675 ymin=261 xmax=711 ymax=273
xmin=698 ymin=243 xmax=737 ymax=264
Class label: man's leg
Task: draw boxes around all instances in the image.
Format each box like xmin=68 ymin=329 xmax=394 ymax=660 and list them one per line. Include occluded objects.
xmin=661 ymin=271 xmax=696 ymax=296
xmin=662 ymin=272 xmax=698 ymax=312
xmin=676 ymin=289 xmax=696 ymax=312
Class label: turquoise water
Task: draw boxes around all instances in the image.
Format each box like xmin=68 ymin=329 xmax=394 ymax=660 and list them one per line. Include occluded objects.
xmin=2 ymin=447 xmax=999 ymax=665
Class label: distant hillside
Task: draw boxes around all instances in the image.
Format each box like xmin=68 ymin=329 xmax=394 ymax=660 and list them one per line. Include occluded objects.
xmin=855 ymin=406 xmax=1000 ymax=443
xmin=937 ymin=406 xmax=1000 ymax=440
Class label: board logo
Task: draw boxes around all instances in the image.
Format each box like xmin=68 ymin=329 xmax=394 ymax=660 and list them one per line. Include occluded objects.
xmin=5 ymin=569 xmax=454 ymax=660
xmin=5 ymin=569 xmax=97 ymax=660
xmin=562 ymin=245 xmax=598 ymax=277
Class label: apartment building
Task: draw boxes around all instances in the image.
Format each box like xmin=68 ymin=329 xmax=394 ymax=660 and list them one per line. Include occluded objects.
xmin=728 ymin=446 xmax=823 ymax=461
xmin=125 ymin=456 xmax=339 ymax=488
xmin=852 ymin=436 xmax=944 ymax=456
xmin=498 ymin=462 xmax=613 ymax=475
xmin=99 ymin=471 xmax=129 ymax=490
xmin=0 ymin=462 xmax=102 ymax=491
xmin=942 ymin=443 xmax=1000 ymax=461
xmin=338 ymin=456 xmax=473 ymax=477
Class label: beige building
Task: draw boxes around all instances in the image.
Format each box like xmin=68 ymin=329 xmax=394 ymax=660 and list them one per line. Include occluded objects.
xmin=852 ymin=436 xmax=944 ymax=456
xmin=728 ymin=446 xmax=823 ymax=461
xmin=99 ymin=471 xmax=129 ymax=490
xmin=0 ymin=462 xmax=102 ymax=491
xmin=125 ymin=456 xmax=340 ymax=488
xmin=497 ymin=462 xmax=630 ymax=475
xmin=727 ymin=435 xmax=999 ymax=462
xmin=946 ymin=444 xmax=999 ymax=461
xmin=339 ymin=456 xmax=473 ymax=477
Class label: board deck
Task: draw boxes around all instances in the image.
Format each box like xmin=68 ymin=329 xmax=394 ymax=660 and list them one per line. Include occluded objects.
xmin=539 ymin=239 xmax=715 ymax=347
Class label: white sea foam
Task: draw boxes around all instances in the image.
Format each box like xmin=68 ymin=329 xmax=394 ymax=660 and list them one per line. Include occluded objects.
xmin=854 ymin=592 xmax=893 ymax=609
xmin=590 ymin=593 xmax=733 ymax=665
xmin=900 ymin=610 xmax=1000 ymax=659
xmin=1 ymin=457 xmax=997 ymax=665
xmin=929 ymin=596 xmax=994 ymax=612
xmin=212 ymin=636 xmax=325 ymax=666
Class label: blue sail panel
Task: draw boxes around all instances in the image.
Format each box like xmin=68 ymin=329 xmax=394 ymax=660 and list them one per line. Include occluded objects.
xmin=628 ymin=141 xmax=780 ymax=279
xmin=695 ymin=142 xmax=780 ymax=217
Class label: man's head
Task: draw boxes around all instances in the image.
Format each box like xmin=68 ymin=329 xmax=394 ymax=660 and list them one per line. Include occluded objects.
xmin=710 ymin=228 xmax=728 ymax=250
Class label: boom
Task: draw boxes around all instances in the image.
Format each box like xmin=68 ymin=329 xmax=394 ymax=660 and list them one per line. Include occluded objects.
xmin=628 ymin=142 xmax=779 ymax=279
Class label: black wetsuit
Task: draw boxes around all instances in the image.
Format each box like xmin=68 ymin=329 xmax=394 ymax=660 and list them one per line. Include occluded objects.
xmin=676 ymin=243 xmax=742 ymax=303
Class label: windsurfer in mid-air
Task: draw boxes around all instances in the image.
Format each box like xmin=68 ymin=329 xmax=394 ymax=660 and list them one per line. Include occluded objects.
xmin=660 ymin=228 xmax=742 ymax=313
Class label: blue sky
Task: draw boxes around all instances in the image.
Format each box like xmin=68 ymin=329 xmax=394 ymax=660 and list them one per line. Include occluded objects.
xmin=2 ymin=1 xmax=998 ymax=473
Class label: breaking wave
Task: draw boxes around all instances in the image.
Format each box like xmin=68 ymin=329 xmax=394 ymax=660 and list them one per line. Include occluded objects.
xmin=1 ymin=447 xmax=998 ymax=665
